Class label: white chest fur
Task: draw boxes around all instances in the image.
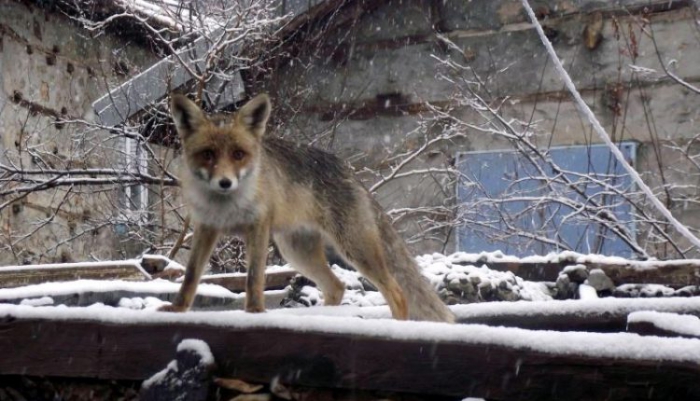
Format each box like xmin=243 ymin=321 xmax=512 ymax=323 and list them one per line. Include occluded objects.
xmin=182 ymin=172 xmax=261 ymax=230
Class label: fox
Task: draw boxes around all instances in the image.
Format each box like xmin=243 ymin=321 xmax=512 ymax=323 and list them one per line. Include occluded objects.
xmin=161 ymin=93 xmax=454 ymax=323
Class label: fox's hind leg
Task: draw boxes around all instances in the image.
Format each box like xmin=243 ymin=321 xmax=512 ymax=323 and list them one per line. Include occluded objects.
xmin=274 ymin=230 xmax=345 ymax=306
xmin=332 ymin=228 xmax=409 ymax=320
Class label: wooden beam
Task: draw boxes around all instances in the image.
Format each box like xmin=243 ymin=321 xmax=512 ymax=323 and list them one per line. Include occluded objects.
xmin=452 ymin=297 xmax=700 ymax=332
xmin=0 ymin=281 xmax=288 ymax=311
xmin=627 ymin=311 xmax=700 ymax=339
xmin=200 ymin=269 xmax=297 ymax=292
xmin=91 ymin=0 xmax=341 ymax=127
xmin=0 ymin=261 xmax=150 ymax=288
xmin=476 ymin=258 xmax=700 ymax=287
xmin=0 ymin=306 xmax=699 ymax=400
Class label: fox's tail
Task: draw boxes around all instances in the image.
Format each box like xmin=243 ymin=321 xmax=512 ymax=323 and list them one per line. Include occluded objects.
xmin=375 ymin=205 xmax=455 ymax=323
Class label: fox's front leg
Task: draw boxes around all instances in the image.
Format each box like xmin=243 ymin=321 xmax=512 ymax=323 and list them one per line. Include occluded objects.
xmin=159 ymin=224 xmax=220 ymax=312
xmin=244 ymin=222 xmax=271 ymax=313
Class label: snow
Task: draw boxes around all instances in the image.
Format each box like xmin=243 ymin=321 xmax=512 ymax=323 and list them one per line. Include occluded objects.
xmin=2 ymin=303 xmax=700 ymax=365
xmin=0 ymin=259 xmax=148 ymax=276
xmin=177 ymin=339 xmax=215 ymax=366
xmin=443 ymin=250 xmax=697 ymax=269
xmin=118 ymin=296 xmax=169 ymax=310
xmin=0 ymin=279 xmax=236 ymax=302
xmin=143 ymin=254 xmax=185 ymax=273
xmin=577 ymin=284 xmax=599 ymax=300
xmin=617 ymin=283 xmax=676 ymax=297
xmin=628 ymin=311 xmax=700 ymax=337
xmin=137 ymin=339 xmax=214 ymax=390
xmin=451 ymin=296 xmax=700 ymax=319
xmin=19 ymin=296 xmax=54 ymax=306
xmin=142 ymin=360 xmax=178 ymax=389
xmin=288 ymin=254 xmax=553 ymax=308
xmin=190 ymin=265 xmax=295 ymax=282
xmin=420 ymin=253 xmax=553 ymax=301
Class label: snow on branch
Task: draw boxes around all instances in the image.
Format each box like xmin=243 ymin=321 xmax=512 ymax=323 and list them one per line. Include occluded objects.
xmin=520 ymin=0 xmax=700 ymax=252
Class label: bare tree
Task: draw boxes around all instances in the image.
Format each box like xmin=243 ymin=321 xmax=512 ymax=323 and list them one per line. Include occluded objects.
xmin=0 ymin=0 xmax=282 ymax=267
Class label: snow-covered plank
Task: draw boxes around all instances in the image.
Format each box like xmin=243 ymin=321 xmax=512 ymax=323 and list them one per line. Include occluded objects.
xmin=272 ymin=297 xmax=700 ymax=333
xmin=628 ymin=311 xmax=700 ymax=339
xmin=92 ymin=34 xmax=239 ymax=127
xmin=0 ymin=279 xmax=287 ymax=310
xmin=199 ymin=268 xmax=297 ymax=292
xmin=0 ymin=260 xmax=150 ymax=288
xmin=0 ymin=304 xmax=699 ymax=399
xmin=451 ymin=297 xmax=700 ymax=332
xmin=449 ymin=251 xmax=700 ymax=287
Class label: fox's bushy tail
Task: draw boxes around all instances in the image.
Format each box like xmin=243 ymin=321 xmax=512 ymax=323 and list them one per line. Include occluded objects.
xmin=375 ymin=205 xmax=455 ymax=323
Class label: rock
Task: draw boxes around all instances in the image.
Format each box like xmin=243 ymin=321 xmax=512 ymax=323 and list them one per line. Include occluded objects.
xmin=555 ymin=273 xmax=576 ymax=299
xmin=586 ymin=269 xmax=615 ymax=292
xmin=675 ymin=286 xmax=700 ymax=297
xmin=141 ymin=339 xmax=215 ymax=401
xmin=140 ymin=254 xmax=171 ymax=274
xmin=615 ymin=283 xmax=677 ymax=298
xmin=358 ymin=277 xmax=377 ymax=292
xmin=577 ymin=284 xmax=599 ymax=300
xmin=562 ymin=264 xmax=589 ymax=284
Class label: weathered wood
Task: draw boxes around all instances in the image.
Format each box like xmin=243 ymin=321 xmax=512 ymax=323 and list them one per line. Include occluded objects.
xmin=91 ymin=0 xmax=340 ymax=127
xmin=140 ymin=340 xmax=215 ymax=401
xmin=627 ymin=311 xmax=700 ymax=339
xmin=0 ymin=375 xmax=140 ymax=401
xmin=477 ymin=259 xmax=700 ymax=287
xmin=0 ymin=282 xmax=288 ymax=311
xmin=0 ymin=261 xmax=150 ymax=288
xmin=200 ymin=270 xmax=297 ymax=292
xmin=0 ymin=307 xmax=699 ymax=400
xmin=452 ymin=297 xmax=700 ymax=332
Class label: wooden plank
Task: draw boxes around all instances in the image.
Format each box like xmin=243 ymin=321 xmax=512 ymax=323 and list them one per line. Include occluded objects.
xmin=452 ymin=297 xmax=700 ymax=332
xmin=91 ymin=0 xmax=340 ymax=126
xmin=0 ymin=261 xmax=150 ymax=288
xmin=476 ymin=259 xmax=700 ymax=287
xmin=0 ymin=307 xmax=699 ymax=400
xmin=627 ymin=311 xmax=700 ymax=339
xmin=200 ymin=270 xmax=297 ymax=292
xmin=92 ymin=32 xmax=242 ymax=127
xmin=0 ymin=281 xmax=288 ymax=311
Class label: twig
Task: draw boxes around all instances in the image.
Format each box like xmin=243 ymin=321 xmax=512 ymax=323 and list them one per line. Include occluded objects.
xmin=521 ymin=0 xmax=700 ymax=252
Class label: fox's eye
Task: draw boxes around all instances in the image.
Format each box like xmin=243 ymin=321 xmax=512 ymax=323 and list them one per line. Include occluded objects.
xmin=232 ymin=150 xmax=246 ymax=161
xmin=201 ymin=149 xmax=215 ymax=162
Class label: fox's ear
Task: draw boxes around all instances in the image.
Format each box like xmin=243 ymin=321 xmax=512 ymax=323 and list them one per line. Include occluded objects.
xmin=237 ymin=94 xmax=271 ymax=139
xmin=170 ymin=94 xmax=204 ymax=139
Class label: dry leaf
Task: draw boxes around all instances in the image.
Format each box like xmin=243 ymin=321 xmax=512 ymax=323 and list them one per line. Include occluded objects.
xmin=215 ymin=377 xmax=264 ymax=393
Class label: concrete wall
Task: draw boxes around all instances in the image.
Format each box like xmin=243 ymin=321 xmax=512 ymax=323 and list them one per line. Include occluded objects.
xmin=260 ymin=0 xmax=700 ymax=257
xmin=0 ymin=1 xmax=161 ymax=264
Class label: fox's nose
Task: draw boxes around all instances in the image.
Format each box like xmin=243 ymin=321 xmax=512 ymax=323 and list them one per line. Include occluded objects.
xmin=219 ymin=178 xmax=232 ymax=189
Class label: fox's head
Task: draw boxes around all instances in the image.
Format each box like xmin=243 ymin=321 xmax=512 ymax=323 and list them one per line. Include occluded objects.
xmin=170 ymin=94 xmax=271 ymax=194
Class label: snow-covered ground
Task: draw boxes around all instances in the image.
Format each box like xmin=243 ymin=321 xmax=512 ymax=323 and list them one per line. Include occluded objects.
xmin=1 ymin=302 xmax=700 ymax=365
xmin=3 ymin=250 xmax=700 ymax=400
xmin=2 ymin=250 xmax=698 ymax=313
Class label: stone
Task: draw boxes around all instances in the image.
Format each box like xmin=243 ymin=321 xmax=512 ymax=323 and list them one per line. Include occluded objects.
xmin=140 ymin=339 xmax=216 ymax=401
xmin=586 ymin=269 xmax=615 ymax=292
xmin=562 ymin=264 xmax=589 ymax=284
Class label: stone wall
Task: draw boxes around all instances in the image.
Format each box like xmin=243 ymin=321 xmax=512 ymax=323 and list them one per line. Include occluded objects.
xmin=0 ymin=1 xmax=161 ymax=264
xmin=259 ymin=0 xmax=700 ymax=258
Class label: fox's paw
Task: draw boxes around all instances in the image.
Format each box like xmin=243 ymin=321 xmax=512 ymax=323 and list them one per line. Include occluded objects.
xmin=244 ymin=304 xmax=266 ymax=314
xmin=157 ymin=303 xmax=189 ymax=313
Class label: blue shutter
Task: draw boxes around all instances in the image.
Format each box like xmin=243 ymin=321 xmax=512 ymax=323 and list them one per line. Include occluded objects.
xmin=456 ymin=143 xmax=637 ymax=257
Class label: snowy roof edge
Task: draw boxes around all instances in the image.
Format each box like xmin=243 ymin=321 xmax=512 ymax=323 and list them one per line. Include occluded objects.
xmin=92 ymin=0 xmax=338 ymax=127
